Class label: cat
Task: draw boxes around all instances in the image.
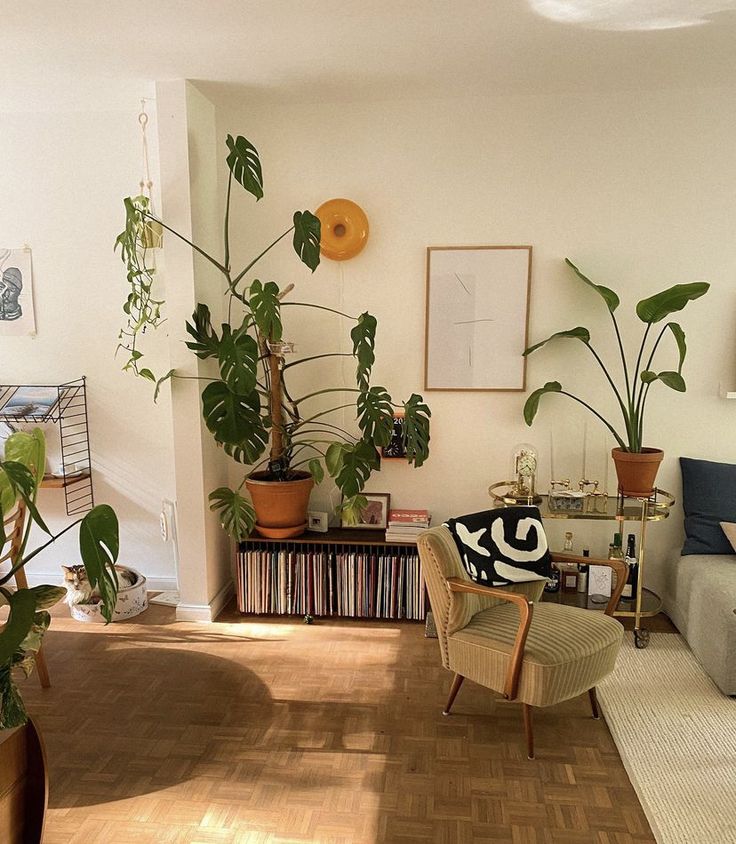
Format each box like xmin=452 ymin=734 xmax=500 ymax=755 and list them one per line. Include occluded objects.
xmin=62 ymin=565 xmax=136 ymax=607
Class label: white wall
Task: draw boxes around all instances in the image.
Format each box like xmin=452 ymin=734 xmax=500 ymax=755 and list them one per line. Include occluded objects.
xmin=211 ymin=84 xmax=736 ymax=592
xmin=1 ymin=89 xmax=177 ymax=588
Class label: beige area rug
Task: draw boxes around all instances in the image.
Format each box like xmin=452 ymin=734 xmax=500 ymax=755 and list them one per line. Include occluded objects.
xmin=598 ymin=633 xmax=736 ymax=844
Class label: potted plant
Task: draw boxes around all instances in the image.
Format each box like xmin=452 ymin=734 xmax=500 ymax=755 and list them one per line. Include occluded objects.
xmin=116 ymin=134 xmax=431 ymax=539
xmin=523 ymin=259 xmax=709 ymax=496
xmin=1 ymin=429 xmax=120 ymax=841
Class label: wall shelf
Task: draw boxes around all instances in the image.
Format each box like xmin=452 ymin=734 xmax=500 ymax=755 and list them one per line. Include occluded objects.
xmin=0 ymin=377 xmax=94 ymax=516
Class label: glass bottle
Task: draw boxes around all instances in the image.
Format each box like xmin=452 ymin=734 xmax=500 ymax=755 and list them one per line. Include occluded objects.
xmin=577 ymin=548 xmax=589 ymax=593
xmin=622 ymin=533 xmax=639 ymax=601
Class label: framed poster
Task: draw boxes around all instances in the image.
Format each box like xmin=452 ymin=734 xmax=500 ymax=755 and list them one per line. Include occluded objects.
xmin=424 ymin=245 xmax=532 ymax=391
xmin=0 ymin=248 xmax=36 ymax=336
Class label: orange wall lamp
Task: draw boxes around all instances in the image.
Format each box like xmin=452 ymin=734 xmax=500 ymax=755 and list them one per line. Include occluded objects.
xmin=315 ymin=198 xmax=369 ymax=260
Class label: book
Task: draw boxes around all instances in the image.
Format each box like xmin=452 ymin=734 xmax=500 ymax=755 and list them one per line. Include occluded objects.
xmin=388 ymin=509 xmax=430 ymax=525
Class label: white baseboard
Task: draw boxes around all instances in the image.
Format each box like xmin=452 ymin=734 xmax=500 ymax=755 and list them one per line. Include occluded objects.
xmin=20 ymin=571 xmax=178 ymax=593
xmin=175 ymin=579 xmax=233 ymax=623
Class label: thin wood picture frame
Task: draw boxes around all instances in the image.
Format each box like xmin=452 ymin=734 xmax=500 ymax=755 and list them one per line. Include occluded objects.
xmin=340 ymin=493 xmax=391 ymax=530
xmin=424 ymin=245 xmax=532 ymax=392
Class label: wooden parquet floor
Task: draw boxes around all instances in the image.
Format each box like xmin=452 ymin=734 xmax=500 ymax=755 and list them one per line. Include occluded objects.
xmin=17 ymin=600 xmax=657 ymax=844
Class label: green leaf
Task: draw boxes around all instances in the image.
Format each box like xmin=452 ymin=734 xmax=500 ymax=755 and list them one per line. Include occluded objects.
xmin=0 ymin=590 xmax=36 ymax=666
xmin=0 ymin=663 xmax=28 ymax=728
xmin=356 ymin=387 xmax=394 ymax=447
xmin=666 ymin=322 xmax=687 ymax=374
xmin=565 ymin=259 xmax=620 ymax=313
xmin=524 ymin=327 xmax=590 ymax=356
xmin=325 ymin=442 xmax=345 ymax=478
xmin=523 ymin=381 xmax=562 ymax=426
xmin=402 ymin=394 xmax=431 ymax=468
xmin=0 ymin=461 xmax=50 ymax=536
xmin=18 ymin=611 xmax=51 ymax=661
xmin=339 ymin=494 xmax=369 ymax=526
xmin=249 ymin=280 xmax=283 ymax=341
xmin=332 ymin=440 xmax=380 ymax=498
xmin=4 ymin=429 xmax=45 ymax=490
xmin=293 ymin=210 xmax=321 ymax=272
xmin=185 ymin=304 xmax=220 ymax=360
xmin=640 ymin=370 xmax=686 ymax=392
xmin=225 ymin=135 xmax=263 ymax=200
xmin=154 ymin=369 xmax=176 ymax=403
xmin=350 ymin=312 xmax=377 ymax=390
xmin=308 ymin=459 xmax=324 ymax=485
xmin=208 ymin=487 xmax=255 ymax=542
xmin=79 ymin=505 xmax=120 ymax=624
xmin=202 ymin=381 xmax=268 ymax=458
xmin=139 ymin=368 xmax=155 ymax=382
xmin=217 ymin=322 xmax=259 ymax=396
xmin=29 ymin=585 xmax=66 ymax=611
xmin=636 ymin=282 xmax=710 ymax=324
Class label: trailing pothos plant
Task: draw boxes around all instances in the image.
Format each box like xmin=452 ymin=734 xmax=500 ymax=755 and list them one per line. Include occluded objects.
xmin=523 ymin=259 xmax=709 ymax=450
xmin=116 ymin=133 xmax=431 ymax=538
xmin=0 ymin=429 xmax=120 ymax=729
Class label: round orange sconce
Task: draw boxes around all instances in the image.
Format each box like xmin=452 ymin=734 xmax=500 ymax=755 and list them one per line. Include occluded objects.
xmin=315 ymin=198 xmax=369 ymax=261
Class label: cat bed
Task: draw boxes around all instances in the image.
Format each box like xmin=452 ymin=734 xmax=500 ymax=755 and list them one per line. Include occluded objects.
xmin=69 ymin=567 xmax=148 ymax=623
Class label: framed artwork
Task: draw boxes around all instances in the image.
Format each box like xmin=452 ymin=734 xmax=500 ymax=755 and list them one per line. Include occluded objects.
xmin=0 ymin=386 xmax=59 ymax=419
xmin=424 ymin=245 xmax=532 ymax=391
xmin=381 ymin=412 xmax=406 ymax=459
xmin=0 ymin=248 xmax=36 ymax=336
xmin=341 ymin=493 xmax=391 ymax=530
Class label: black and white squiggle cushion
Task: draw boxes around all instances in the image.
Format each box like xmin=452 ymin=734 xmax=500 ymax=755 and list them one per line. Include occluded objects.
xmin=444 ymin=507 xmax=551 ymax=586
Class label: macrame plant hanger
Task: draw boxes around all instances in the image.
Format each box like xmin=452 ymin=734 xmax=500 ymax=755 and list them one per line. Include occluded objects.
xmin=139 ymin=99 xmax=163 ymax=249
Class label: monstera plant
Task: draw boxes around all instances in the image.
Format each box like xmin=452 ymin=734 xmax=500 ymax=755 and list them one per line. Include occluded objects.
xmin=523 ymin=259 xmax=709 ymax=496
xmin=116 ymin=133 xmax=430 ymax=539
xmin=1 ymin=429 xmax=119 ymax=728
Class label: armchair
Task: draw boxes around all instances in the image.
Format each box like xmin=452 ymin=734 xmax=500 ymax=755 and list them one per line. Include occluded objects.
xmin=417 ymin=522 xmax=625 ymax=759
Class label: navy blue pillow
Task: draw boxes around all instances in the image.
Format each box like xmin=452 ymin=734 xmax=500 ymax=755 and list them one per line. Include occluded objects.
xmin=445 ymin=506 xmax=552 ymax=586
xmin=680 ymin=457 xmax=736 ymax=555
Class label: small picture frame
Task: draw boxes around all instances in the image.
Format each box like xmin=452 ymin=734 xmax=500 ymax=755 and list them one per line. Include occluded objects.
xmin=307 ymin=510 xmax=329 ymax=533
xmin=341 ymin=493 xmax=391 ymax=530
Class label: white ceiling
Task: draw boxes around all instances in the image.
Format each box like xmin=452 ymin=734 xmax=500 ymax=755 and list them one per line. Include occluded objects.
xmin=3 ymin=0 xmax=736 ymax=109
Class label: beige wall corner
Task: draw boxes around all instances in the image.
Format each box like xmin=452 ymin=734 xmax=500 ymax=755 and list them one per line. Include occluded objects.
xmin=156 ymin=79 xmax=231 ymax=619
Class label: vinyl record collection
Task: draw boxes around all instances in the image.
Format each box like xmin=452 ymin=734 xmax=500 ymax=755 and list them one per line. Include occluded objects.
xmin=237 ymin=541 xmax=426 ymax=620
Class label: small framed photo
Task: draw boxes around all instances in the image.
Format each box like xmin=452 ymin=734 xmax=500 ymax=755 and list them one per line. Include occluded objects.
xmin=307 ymin=510 xmax=329 ymax=533
xmin=341 ymin=493 xmax=391 ymax=530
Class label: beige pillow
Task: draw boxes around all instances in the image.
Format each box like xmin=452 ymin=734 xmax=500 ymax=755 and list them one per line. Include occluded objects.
xmin=719 ymin=522 xmax=736 ymax=554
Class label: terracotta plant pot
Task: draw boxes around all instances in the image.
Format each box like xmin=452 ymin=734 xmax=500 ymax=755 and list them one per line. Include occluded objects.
xmin=245 ymin=470 xmax=314 ymax=539
xmin=0 ymin=718 xmax=48 ymax=844
xmin=611 ymin=447 xmax=664 ymax=497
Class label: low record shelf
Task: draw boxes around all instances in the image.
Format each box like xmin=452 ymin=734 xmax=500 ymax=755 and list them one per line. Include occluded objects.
xmin=237 ymin=528 xmax=426 ymax=624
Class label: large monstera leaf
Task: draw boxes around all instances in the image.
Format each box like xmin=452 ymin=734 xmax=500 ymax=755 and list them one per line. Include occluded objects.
xmin=325 ymin=440 xmax=380 ymax=498
xmin=217 ymin=323 xmax=259 ymax=396
xmin=357 ymin=386 xmax=394 ymax=448
xmin=402 ymin=394 xmax=431 ymax=468
xmin=249 ymin=280 xmax=282 ymax=341
xmin=186 ymin=304 xmax=220 ymax=360
xmin=350 ymin=312 xmax=377 ymax=390
xmin=209 ymin=487 xmax=256 ymax=542
xmin=225 ymin=134 xmax=263 ymax=201
xmin=293 ymin=210 xmax=321 ymax=272
xmin=202 ymin=381 xmax=268 ymax=457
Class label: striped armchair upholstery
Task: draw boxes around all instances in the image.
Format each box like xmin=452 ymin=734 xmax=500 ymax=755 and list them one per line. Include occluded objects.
xmin=417 ymin=523 xmax=625 ymax=758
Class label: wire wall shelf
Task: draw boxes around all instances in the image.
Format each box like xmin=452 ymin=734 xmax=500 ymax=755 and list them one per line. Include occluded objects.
xmin=0 ymin=377 xmax=94 ymax=516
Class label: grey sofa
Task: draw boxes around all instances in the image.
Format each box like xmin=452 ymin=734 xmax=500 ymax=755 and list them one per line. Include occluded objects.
xmin=663 ymin=553 xmax=736 ymax=695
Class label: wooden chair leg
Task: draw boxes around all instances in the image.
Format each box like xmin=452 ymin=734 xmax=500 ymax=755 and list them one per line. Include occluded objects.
xmin=522 ymin=703 xmax=534 ymax=759
xmin=34 ymin=648 xmax=51 ymax=689
xmin=442 ymin=673 xmax=464 ymax=715
xmin=588 ymin=687 xmax=600 ymax=720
